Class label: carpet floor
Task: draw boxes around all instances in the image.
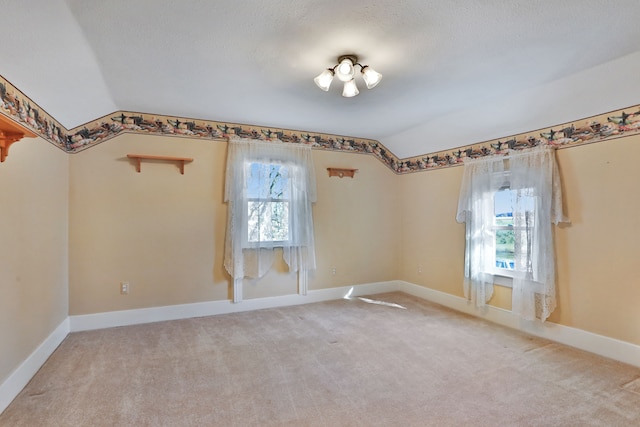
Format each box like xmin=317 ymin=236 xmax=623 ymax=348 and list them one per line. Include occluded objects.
xmin=1 ymin=292 xmax=639 ymax=426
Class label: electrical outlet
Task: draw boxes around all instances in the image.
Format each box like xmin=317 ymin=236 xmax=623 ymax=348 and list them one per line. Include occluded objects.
xmin=120 ymin=282 xmax=129 ymax=295
xmin=331 ymin=267 xmax=337 ymax=276
xmin=418 ymin=265 xmax=423 ymax=274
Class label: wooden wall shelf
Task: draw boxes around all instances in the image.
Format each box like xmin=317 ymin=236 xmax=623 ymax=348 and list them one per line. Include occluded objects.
xmin=0 ymin=114 xmax=37 ymax=162
xmin=127 ymin=154 xmax=194 ymax=175
xmin=327 ymin=167 xmax=358 ymax=178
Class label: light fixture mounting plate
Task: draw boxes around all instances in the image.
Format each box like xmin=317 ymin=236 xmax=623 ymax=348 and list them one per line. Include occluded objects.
xmin=337 ymin=54 xmax=358 ymax=65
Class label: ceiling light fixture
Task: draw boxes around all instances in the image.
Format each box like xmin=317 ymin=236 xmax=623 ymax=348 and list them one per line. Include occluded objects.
xmin=314 ymin=55 xmax=382 ymax=97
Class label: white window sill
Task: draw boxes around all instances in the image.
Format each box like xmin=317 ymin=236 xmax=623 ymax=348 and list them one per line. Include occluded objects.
xmin=493 ymin=274 xmax=513 ymax=288
xmin=242 ymin=242 xmax=291 ymax=249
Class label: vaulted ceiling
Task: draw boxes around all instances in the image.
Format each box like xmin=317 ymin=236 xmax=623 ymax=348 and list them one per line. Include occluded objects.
xmin=3 ymin=0 xmax=640 ymax=159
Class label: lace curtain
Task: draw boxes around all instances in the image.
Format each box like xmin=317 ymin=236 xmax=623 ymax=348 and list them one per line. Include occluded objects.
xmin=224 ymin=138 xmax=317 ymax=302
xmin=456 ymin=146 xmax=566 ymax=321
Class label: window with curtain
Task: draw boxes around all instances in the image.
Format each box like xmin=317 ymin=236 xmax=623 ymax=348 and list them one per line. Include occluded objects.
xmin=224 ymin=138 xmax=317 ymax=303
xmin=456 ymin=146 xmax=566 ymax=322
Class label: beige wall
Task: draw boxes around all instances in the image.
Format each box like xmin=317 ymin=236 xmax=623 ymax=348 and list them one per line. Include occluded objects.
xmin=69 ymin=134 xmax=398 ymax=314
xmin=398 ymin=165 xmax=466 ymax=297
xmin=553 ymin=137 xmax=640 ymax=344
xmin=5 ymin=123 xmax=639 ymax=388
xmin=398 ymin=135 xmax=640 ymax=346
xmin=0 ymin=137 xmax=69 ymax=385
xmin=69 ymin=135 xmax=226 ymax=314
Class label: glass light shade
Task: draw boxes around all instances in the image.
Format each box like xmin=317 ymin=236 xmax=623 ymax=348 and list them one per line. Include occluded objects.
xmin=314 ymin=69 xmax=334 ymax=91
xmin=342 ymin=79 xmax=359 ymax=97
xmin=361 ymin=66 xmax=382 ymax=89
xmin=336 ymin=58 xmax=355 ymax=82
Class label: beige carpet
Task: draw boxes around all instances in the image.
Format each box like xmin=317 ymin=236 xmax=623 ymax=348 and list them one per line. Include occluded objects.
xmin=2 ymin=292 xmax=639 ymax=426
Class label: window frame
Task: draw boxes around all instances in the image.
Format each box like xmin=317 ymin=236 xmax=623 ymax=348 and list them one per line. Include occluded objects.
xmin=488 ymin=173 xmax=536 ymax=288
xmin=243 ymin=160 xmax=294 ymax=249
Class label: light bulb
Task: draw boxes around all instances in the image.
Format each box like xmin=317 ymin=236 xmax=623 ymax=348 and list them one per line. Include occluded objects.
xmin=336 ymin=58 xmax=355 ymax=82
xmin=361 ymin=66 xmax=382 ymax=89
xmin=342 ymin=79 xmax=359 ymax=97
xmin=314 ymin=69 xmax=334 ymax=91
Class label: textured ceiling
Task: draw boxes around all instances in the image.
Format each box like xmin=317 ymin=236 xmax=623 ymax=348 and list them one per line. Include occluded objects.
xmin=2 ymin=0 xmax=640 ymax=158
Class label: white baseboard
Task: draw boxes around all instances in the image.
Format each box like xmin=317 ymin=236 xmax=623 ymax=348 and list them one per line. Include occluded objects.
xmin=70 ymin=281 xmax=400 ymax=332
xmin=0 ymin=317 xmax=70 ymax=415
xmin=64 ymin=279 xmax=640 ymax=368
xmin=4 ymin=279 xmax=638 ymax=417
xmin=397 ymin=280 xmax=640 ymax=369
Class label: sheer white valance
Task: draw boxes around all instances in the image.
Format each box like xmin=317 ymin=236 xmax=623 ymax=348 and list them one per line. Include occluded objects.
xmin=456 ymin=145 xmax=567 ymax=322
xmin=223 ymin=138 xmax=317 ymax=302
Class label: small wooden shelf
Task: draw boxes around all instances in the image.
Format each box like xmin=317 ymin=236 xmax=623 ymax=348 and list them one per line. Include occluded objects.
xmin=327 ymin=167 xmax=358 ymax=178
xmin=0 ymin=114 xmax=37 ymax=162
xmin=127 ymin=154 xmax=194 ymax=175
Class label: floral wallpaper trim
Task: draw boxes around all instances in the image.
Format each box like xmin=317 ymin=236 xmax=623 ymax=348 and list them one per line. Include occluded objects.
xmin=396 ymin=107 xmax=640 ymax=173
xmin=0 ymin=74 xmax=397 ymax=170
xmin=2 ymin=74 xmax=639 ymax=174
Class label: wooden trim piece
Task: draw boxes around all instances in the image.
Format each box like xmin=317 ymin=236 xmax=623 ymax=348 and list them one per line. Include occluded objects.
xmin=327 ymin=167 xmax=358 ymax=178
xmin=126 ymin=154 xmax=194 ymax=174
xmin=0 ymin=114 xmax=37 ymax=162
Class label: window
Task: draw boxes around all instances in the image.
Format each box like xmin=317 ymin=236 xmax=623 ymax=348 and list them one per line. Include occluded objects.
xmin=456 ymin=146 xmax=566 ymax=321
xmin=486 ymin=181 xmax=535 ymax=287
xmin=494 ymin=188 xmax=516 ymax=271
xmin=246 ymin=162 xmax=291 ymax=246
xmin=492 ymin=184 xmax=535 ymax=280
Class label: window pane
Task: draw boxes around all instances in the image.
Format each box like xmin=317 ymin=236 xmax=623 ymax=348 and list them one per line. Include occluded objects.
xmin=247 ymin=163 xmax=290 ymax=199
xmin=246 ymin=162 xmax=292 ymax=244
xmin=248 ymin=201 xmax=290 ymax=242
xmin=495 ymin=189 xmax=514 ymax=269
xmin=496 ymin=229 xmax=515 ymax=269
xmin=493 ymin=187 xmax=535 ymax=271
xmin=494 ymin=189 xmax=513 ymax=226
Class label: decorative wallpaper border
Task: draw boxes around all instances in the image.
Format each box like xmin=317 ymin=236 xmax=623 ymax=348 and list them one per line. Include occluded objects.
xmin=2 ymin=74 xmax=640 ymax=174
xmin=397 ymin=107 xmax=640 ymax=174
xmin=0 ymin=75 xmax=397 ymax=170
